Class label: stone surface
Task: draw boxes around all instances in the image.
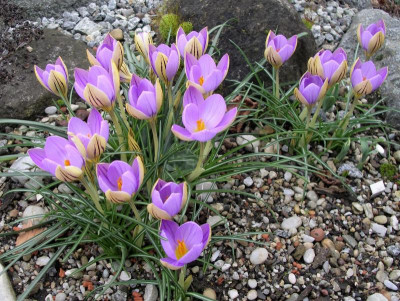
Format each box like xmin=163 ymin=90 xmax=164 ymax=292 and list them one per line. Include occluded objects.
xmin=0 ymin=29 xmax=89 ymax=121
xmin=22 ymin=205 xmax=46 ymax=226
xmin=169 ymin=0 xmax=317 ymax=93
xmin=74 ymin=17 xmax=103 ymax=35
xmin=281 ymin=216 xmax=302 ymax=230
xmin=8 ymin=156 xmax=36 ymax=184
xmin=338 ymin=9 xmax=400 ymax=129
xmin=144 ymin=284 xmax=158 ymax=301
xmin=0 ymin=263 xmax=16 ymax=301
xmin=203 ymin=288 xmax=217 ymax=300
xmin=249 ymin=248 xmax=269 ymax=265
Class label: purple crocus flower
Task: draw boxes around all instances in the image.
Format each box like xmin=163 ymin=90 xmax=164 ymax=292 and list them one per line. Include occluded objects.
xmin=357 ymin=19 xmax=385 ymax=58
xmin=68 ymin=109 xmax=109 ymax=160
xmin=171 ymin=93 xmax=237 ymax=142
xmin=134 ymin=31 xmax=153 ymax=63
xmin=28 ymin=136 xmax=84 ymax=182
xmin=350 ymin=58 xmax=388 ymax=97
xmin=264 ymin=31 xmax=297 ymax=68
xmin=176 ymin=26 xmax=208 ymax=59
xmin=97 ymin=157 xmax=144 ymax=203
xmin=126 ymin=74 xmax=163 ymax=120
xmin=159 ymin=220 xmax=211 ymax=270
xmin=87 ymin=34 xmax=124 ymax=71
xmin=185 ymin=53 xmax=229 ymax=96
xmin=182 ymin=86 xmax=204 ymax=107
xmin=308 ymin=48 xmax=348 ymax=86
xmin=147 ymin=179 xmax=188 ymax=220
xmin=34 ymin=57 xmax=68 ymax=98
xmin=294 ymin=72 xmax=328 ymax=107
xmin=74 ymin=63 xmax=120 ymax=111
xmin=148 ymin=43 xmax=180 ymax=84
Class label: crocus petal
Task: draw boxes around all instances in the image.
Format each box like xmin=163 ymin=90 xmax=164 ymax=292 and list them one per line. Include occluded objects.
xmin=34 ymin=66 xmax=50 ymax=91
xmin=160 ymin=219 xmax=179 ymax=255
xmin=105 ymin=190 xmax=131 ymax=203
xmin=45 ymin=136 xmax=69 ymax=165
xmin=277 ymin=44 xmax=294 ymax=63
xmin=48 ymin=70 xmax=68 ymax=97
xmin=162 ymin=193 xmax=184 ymax=217
xmin=199 ymin=94 xmax=226 ymax=128
xmin=294 ymin=88 xmax=310 ymax=106
xmin=212 ymin=107 xmax=237 ymax=132
xmin=55 ymin=165 xmax=82 ymax=182
xmin=354 ymin=80 xmax=373 ymax=96
xmin=201 ymin=69 xmax=223 ymax=93
xmin=160 ymin=257 xmax=184 ymax=270
xmin=185 ymin=36 xmax=203 ymax=59
xmin=86 ymin=134 xmax=106 ymax=160
xmin=198 ymin=54 xmax=217 ymax=77
xmin=264 ymin=47 xmax=282 ymax=68
xmin=190 ymin=130 xmax=218 ymax=142
xmin=120 ymin=171 xmax=137 ymax=195
xmin=201 ymin=223 xmax=212 ymax=247
xmin=175 ymin=221 xmax=203 ymax=249
xmin=171 ymin=125 xmax=193 ymax=141
xmin=184 ymin=52 xmax=198 ymax=78
xmin=183 ymin=86 xmax=204 ymax=107
xmin=216 ymin=53 xmax=229 ymax=79
xmin=87 ymin=49 xmax=101 ymax=67
xmin=367 ymin=32 xmax=384 ymax=56
xmin=74 ymin=68 xmax=89 ymax=99
xmin=28 ymin=149 xmax=47 ymax=171
xmin=177 ymin=242 xmax=204 ymax=264
xmin=83 ymin=84 xmax=112 ymax=110
xmin=147 ymin=203 xmax=173 ymax=220
xmin=97 ymin=163 xmax=113 ymax=192
xmin=68 ymin=117 xmax=91 ymax=137
xmin=155 ymin=52 xmax=169 ymax=83
xmin=126 ymin=104 xmax=151 ymax=120
xmin=182 ymin=103 xmax=200 ymax=132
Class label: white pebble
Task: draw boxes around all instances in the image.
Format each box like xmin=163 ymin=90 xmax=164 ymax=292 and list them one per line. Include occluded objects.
xmin=288 ymin=273 xmax=296 ymax=284
xmin=36 ymin=256 xmax=50 ymax=266
xmin=247 ymin=290 xmax=258 ymax=300
xmin=228 ymin=289 xmax=239 ymax=299
xmin=250 ymin=248 xmax=268 ymax=265
xmin=45 ymin=106 xmax=57 ymax=115
xmin=303 ymin=248 xmax=315 ymax=264
xmin=248 ymin=279 xmax=257 ymax=288
xmin=281 ymin=216 xmax=302 ymax=230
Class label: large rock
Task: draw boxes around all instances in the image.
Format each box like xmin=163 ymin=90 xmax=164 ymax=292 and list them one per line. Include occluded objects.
xmin=338 ymin=9 xmax=400 ymax=129
xmin=0 ymin=29 xmax=89 ymax=121
xmin=168 ymin=0 xmax=317 ymax=92
xmin=8 ymin=0 xmax=93 ymax=19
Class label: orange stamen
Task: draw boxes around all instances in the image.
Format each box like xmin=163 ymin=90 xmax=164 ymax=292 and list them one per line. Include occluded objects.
xmin=117 ymin=177 xmax=123 ymax=191
xmin=195 ymin=119 xmax=205 ymax=132
xmin=175 ymin=240 xmax=189 ymax=259
xmin=199 ymin=76 xmax=204 ymax=86
xmin=362 ymin=76 xmax=367 ymax=81
xmin=64 ymin=159 xmax=71 ymax=166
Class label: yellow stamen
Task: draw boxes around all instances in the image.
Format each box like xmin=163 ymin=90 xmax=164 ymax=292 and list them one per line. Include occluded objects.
xmin=199 ymin=76 xmax=204 ymax=86
xmin=87 ymin=133 xmax=92 ymax=138
xmin=64 ymin=159 xmax=71 ymax=166
xmin=117 ymin=177 xmax=123 ymax=191
xmin=195 ymin=119 xmax=205 ymax=132
xmin=175 ymin=240 xmax=189 ymax=260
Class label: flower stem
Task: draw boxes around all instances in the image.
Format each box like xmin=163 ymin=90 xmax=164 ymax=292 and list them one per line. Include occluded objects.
xmin=163 ymin=84 xmax=174 ymax=140
xmin=275 ymin=67 xmax=280 ymax=99
xmin=341 ymin=94 xmax=360 ymax=131
xmin=81 ymin=177 xmax=104 ymax=214
xmin=305 ymin=97 xmax=325 ymax=144
xmin=129 ymin=198 xmax=144 ymax=247
xmin=187 ymin=141 xmax=208 ymax=182
xmin=117 ymin=93 xmax=130 ymax=130
xmin=109 ymin=109 xmax=127 ymax=162
xmin=300 ymin=106 xmax=312 ymax=148
xmin=149 ymin=118 xmax=159 ymax=162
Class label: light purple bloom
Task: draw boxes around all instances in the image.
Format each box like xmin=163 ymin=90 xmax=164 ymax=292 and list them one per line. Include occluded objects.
xmin=147 ymin=179 xmax=188 ymax=220
xmin=148 ymin=43 xmax=180 ymax=84
xmin=171 ymin=93 xmax=237 ymax=142
xmin=357 ymin=19 xmax=385 ymax=57
xmin=68 ymin=109 xmax=109 ymax=160
xmin=182 ymin=86 xmax=204 ymax=107
xmin=134 ymin=31 xmax=153 ymax=63
xmin=126 ymin=74 xmax=163 ymax=120
xmin=28 ymin=136 xmax=84 ymax=182
xmin=264 ymin=31 xmax=297 ymax=68
xmin=176 ymin=26 xmax=208 ymax=59
xmin=159 ymin=220 xmax=211 ymax=270
xmin=87 ymin=34 xmax=124 ymax=71
xmin=294 ymin=72 xmax=328 ymax=107
xmin=350 ymin=58 xmax=388 ymax=97
xmin=308 ymin=48 xmax=348 ymax=86
xmin=74 ymin=64 xmax=120 ymax=111
xmin=34 ymin=57 xmax=68 ymax=97
xmin=97 ymin=157 xmax=144 ymax=203
xmin=185 ymin=53 xmax=229 ymax=95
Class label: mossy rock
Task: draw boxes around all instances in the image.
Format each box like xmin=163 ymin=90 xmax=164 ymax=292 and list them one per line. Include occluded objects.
xmin=159 ymin=13 xmax=180 ymax=41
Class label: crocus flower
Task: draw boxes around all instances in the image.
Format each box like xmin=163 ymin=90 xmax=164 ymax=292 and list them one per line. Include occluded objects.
xmin=308 ymin=48 xmax=348 ymax=86
xmin=34 ymin=57 xmax=68 ymax=98
xmin=134 ymin=31 xmax=153 ymax=63
xmin=182 ymin=86 xmax=204 ymax=107
xmin=119 ymin=62 xmax=132 ymax=83
xmin=87 ymin=34 xmax=124 ymax=71
xmin=176 ymin=27 xmax=208 ymax=59
xmin=264 ymin=31 xmax=297 ymax=68
xmin=294 ymin=72 xmax=328 ymax=107
xmin=97 ymin=157 xmax=144 ymax=203
xmin=28 ymin=136 xmax=84 ymax=182
xmin=126 ymin=74 xmax=163 ymax=120
xmin=350 ymin=58 xmax=388 ymax=97
xmin=74 ymin=63 xmax=120 ymax=111
xmin=148 ymin=44 xmax=180 ymax=84
xmin=185 ymin=53 xmax=229 ymax=95
xmin=357 ymin=19 xmax=385 ymax=58
xmin=147 ymin=179 xmax=188 ymax=220
xmin=68 ymin=109 xmax=109 ymax=160
xmin=159 ymin=220 xmax=211 ymax=270
xmin=171 ymin=93 xmax=237 ymax=142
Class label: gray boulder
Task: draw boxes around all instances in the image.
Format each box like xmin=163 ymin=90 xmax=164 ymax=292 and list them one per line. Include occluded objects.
xmin=0 ymin=29 xmax=89 ymax=121
xmin=168 ymin=0 xmax=317 ymax=92
xmin=338 ymin=9 xmax=400 ymax=129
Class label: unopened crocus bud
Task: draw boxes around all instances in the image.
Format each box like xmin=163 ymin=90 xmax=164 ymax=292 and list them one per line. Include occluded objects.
xmin=176 ymin=26 xmax=208 ymax=59
xmin=97 ymin=157 xmax=144 ymax=203
xmin=147 ymin=179 xmax=188 ymax=220
xmin=74 ymin=63 xmax=120 ymax=111
xmin=264 ymin=31 xmax=297 ymax=68
xmin=119 ymin=62 xmax=132 ymax=83
xmin=294 ymin=72 xmax=328 ymax=107
xmin=148 ymin=43 xmax=180 ymax=84
xmin=307 ymin=48 xmax=348 ymax=87
xmin=34 ymin=57 xmax=68 ymax=98
xmin=87 ymin=34 xmax=124 ymax=71
xmin=357 ymin=19 xmax=385 ymax=58
xmin=28 ymin=136 xmax=84 ymax=182
xmin=126 ymin=74 xmax=163 ymax=120
xmin=134 ymin=31 xmax=153 ymax=63
xmin=68 ymin=109 xmax=109 ymax=161
xmin=350 ymin=58 xmax=388 ymax=97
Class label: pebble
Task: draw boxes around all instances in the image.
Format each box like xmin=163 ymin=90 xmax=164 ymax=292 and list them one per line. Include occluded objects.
xmin=236 ymin=135 xmax=260 ymax=152
xmin=367 ymin=293 xmax=390 ymax=301
xmin=55 ymin=293 xmax=67 ymax=301
xmin=203 ymin=288 xmax=216 ymax=300
xmin=22 ymin=205 xmax=46 ymax=226
xmin=119 ymin=271 xmax=131 ymax=281
xmin=0 ymin=263 xmax=16 ymax=301
xmin=281 ymin=216 xmax=302 ymax=230
xmin=394 ymin=150 xmax=400 ymax=162
xmin=384 ymin=279 xmax=398 ymax=291
xmin=306 ymin=190 xmax=318 ymax=202
xmin=303 ymin=248 xmax=315 ymax=264
xmin=370 ymin=181 xmax=385 ymax=196
xmin=249 ymin=248 xmax=268 ymax=265
xmin=374 ymin=215 xmax=388 ymax=225
xmin=36 ymin=256 xmax=50 ymax=266
xmin=288 ymin=273 xmax=296 ymax=284
xmin=371 ymin=223 xmax=387 ymax=237
xmin=244 ymin=177 xmax=253 ymax=187
xmin=338 ymin=162 xmax=363 ymax=178
xmin=284 ymin=171 xmax=292 ymax=182
xmin=228 ymin=289 xmax=239 ymax=299
xmin=390 ymin=215 xmax=399 ymax=230
xmin=248 ymin=279 xmax=257 ymax=288
xmin=45 ymin=106 xmax=57 ymax=115
xmin=9 ymin=156 xmax=36 ymax=184
xmin=144 ymin=284 xmax=158 ymax=301
xmin=207 ymin=215 xmax=223 ymax=227
xmin=65 ymin=269 xmax=83 ymax=279
xmin=388 ymin=245 xmax=400 ymax=256
xmin=247 ymin=290 xmax=258 ymax=300
xmin=390 ymin=270 xmax=400 ymax=281
xmin=343 ymin=235 xmax=357 ymax=248
xmin=310 ymin=228 xmax=324 ymax=241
